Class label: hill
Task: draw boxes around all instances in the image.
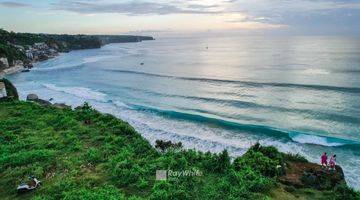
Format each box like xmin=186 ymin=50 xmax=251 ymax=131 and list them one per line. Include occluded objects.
xmin=0 ymin=29 xmax=154 ymax=66
xmin=0 ymin=99 xmax=358 ymax=200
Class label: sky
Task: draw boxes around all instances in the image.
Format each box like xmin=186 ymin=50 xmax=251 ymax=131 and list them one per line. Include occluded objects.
xmin=0 ymin=0 xmax=359 ymax=36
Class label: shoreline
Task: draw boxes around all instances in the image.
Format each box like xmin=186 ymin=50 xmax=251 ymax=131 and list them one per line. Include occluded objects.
xmin=7 ymin=57 xmax=360 ymax=190
xmin=0 ymin=99 xmax=358 ymax=199
xmin=11 ymin=87 xmax=360 ymax=190
xmin=1 ymin=64 xmax=26 ymax=76
xmin=3 ymin=39 xmax=360 ymax=190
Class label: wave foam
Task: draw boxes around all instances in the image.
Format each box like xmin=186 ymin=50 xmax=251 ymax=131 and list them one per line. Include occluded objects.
xmin=42 ymin=84 xmax=107 ymax=102
xmin=34 ymin=56 xmax=109 ymax=72
xmin=289 ymin=132 xmax=356 ymax=147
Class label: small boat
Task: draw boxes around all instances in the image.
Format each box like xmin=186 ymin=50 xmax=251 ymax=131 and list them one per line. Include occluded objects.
xmin=17 ymin=176 xmax=41 ymax=193
xmin=140 ymin=62 xmax=144 ymax=65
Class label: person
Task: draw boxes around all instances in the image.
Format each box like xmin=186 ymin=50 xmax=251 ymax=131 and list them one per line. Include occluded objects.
xmin=321 ymin=152 xmax=328 ymax=167
xmin=329 ymin=155 xmax=336 ymax=170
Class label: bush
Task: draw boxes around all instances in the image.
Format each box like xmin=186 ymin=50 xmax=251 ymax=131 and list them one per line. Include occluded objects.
xmin=284 ymin=153 xmax=308 ymax=163
xmin=234 ymin=150 xmax=280 ymax=177
xmin=155 ymin=140 xmax=183 ymax=152
xmin=112 ymin=160 xmax=145 ymax=186
xmin=333 ymin=183 xmax=360 ymax=200
xmin=250 ymin=143 xmax=284 ymax=164
xmin=215 ymin=149 xmax=230 ymax=173
xmin=86 ymin=148 xmax=103 ymax=164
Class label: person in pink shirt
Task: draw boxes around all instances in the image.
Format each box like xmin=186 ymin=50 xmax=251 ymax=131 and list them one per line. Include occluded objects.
xmin=321 ymin=152 xmax=328 ymax=167
xmin=329 ymin=155 xmax=337 ymax=170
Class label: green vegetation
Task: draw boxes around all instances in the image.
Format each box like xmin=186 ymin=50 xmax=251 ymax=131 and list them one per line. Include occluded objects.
xmin=0 ymin=29 xmax=46 ymax=46
xmin=0 ymin=43 xmax=26 ymax=66
xmin=0 ymin=29 xmax=154 ymax=66
xmin=0 ymin=100 xmax=358 ymax=200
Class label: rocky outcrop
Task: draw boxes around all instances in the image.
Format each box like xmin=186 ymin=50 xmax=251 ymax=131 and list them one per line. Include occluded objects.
xmin=279 ymin=162 xmax=345 ymax=190
xmin=53 ymin=103 xmax=71 ymax=109
xmin=34 ymin=99 xmax=52 ymax=106
xmin=26 ymin=93 xmax=51 ymax=106
xmin=26 ymin=94 xmax=39 ymax=101
xmin=0 ymin=57 xmax=9 ymax=71
xmin=1 ymin=78 xmax=19 ymax=100
xmin=27 ymin=94 xmax=72 ymax=108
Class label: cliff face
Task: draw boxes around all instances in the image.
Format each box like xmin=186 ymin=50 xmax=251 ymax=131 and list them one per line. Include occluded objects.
xmin=97 ymin=35 xmax=154 ymax=45
xmin=1 ymin=29 xmax=155 ymax=68
xmin=0 ymin=57 xmax=9 ymax=71
xmin=0 ymin=78 xmax=19 ymax=100
xmin=279 ymin=161 xmax=345 ymax=190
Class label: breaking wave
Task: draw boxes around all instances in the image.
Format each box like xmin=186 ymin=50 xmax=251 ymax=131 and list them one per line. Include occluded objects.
xmin=42 ymin=84 xmax=107 ymax=102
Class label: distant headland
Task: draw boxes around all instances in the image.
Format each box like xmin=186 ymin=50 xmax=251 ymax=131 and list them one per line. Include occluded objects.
xmin=0 ymin=29 xmax=154 ymax=76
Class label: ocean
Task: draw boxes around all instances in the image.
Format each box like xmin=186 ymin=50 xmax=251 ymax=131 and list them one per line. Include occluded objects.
xmin=8 ymin=36 xmax=360 ymax=189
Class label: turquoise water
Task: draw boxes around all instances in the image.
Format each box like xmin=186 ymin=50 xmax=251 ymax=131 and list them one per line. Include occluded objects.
xmin=8 ymin=36 xmax=360 ymax=188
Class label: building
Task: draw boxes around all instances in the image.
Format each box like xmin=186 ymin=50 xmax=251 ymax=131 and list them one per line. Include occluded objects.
xmin=34 ymin=42 xmax=48 ymax=50
xmin=25 ymin=50 xmax=34 ymax=60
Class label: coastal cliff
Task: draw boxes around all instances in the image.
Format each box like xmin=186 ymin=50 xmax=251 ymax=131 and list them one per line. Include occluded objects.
xmin=0 ymin=90 xmax=358 ymax=199
xmin=0 ymin=29 xmax=154 ymax=75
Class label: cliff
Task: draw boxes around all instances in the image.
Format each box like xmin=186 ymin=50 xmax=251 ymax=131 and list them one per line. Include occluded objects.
xmin=0 ymin=95 xmax=358 ymax=199
xmin=0 ymin=29 xmax=154 ymax=69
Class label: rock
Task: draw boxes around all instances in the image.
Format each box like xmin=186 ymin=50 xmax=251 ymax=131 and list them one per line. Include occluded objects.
xmin=300 ymin=165 xmax=344 ymax=190
xmin=27 ymin=94 xmax=39 ymax=101
xmin=279 ymin=162 xmax=345 ymax=190
xmin=26 ymin=94 xmax=52 ymax=106
xmin=1 ymin=78 xmax=19 ymax=100
xmin=35 ymin=99 xmax=52 ymax=106
xmin=14 ymin=60 xmax=23 ymax=66
xmin=53 ymin=103 xmax=71 ymax=109
xmin=0 ymin=57 xmax=9 ymax=70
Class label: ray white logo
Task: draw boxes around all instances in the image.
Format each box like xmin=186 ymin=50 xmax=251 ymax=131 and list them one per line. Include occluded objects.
xmin=156 ymin=169 xmax=203 ymax=181
xmin=156 ymin=170 xmax=167 ymax=181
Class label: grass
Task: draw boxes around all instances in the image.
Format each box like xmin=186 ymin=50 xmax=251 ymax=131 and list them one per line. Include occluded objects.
xmin=0 ymin=100 xmax=358 ymax=200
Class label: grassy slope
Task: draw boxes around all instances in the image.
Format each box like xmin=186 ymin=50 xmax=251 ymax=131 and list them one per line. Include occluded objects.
xmin=0 ymin=101 xmax=358 ymax=200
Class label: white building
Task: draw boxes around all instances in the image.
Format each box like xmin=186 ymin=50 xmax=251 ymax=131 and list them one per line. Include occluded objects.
xmin=34 ymin=42 xmax=48 ymax=50
xmin=25 ymin=50 xmax=34 ymax=60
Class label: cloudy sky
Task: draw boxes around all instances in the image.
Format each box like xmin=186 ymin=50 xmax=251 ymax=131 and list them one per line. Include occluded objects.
xmin=0 ymin=0 xmax=359 ymax=36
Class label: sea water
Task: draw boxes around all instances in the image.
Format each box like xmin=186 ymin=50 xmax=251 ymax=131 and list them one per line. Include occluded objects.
xmin=8 ymin=36 xmax=360 ymax=189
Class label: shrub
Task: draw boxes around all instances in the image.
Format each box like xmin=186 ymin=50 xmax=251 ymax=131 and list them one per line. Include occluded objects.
xmin=250 ymin=143 xmax=284 ymax=164
xmin=86 ymin=148 xmax=103 ymax=164
xmin=333 ymin=183 xmax=360 ymax=200
xmin=155 ymin=140 xmax=183 ymax=152
xmin=284 ymin=153 xmax=308 ymax=163
xmin=233 ymin=150 xmax=279 ymax=177
xmin=112 ymin=159 xmax=145 ymax=186
xmin=214 ymin=149 xmax=230 ymax=173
